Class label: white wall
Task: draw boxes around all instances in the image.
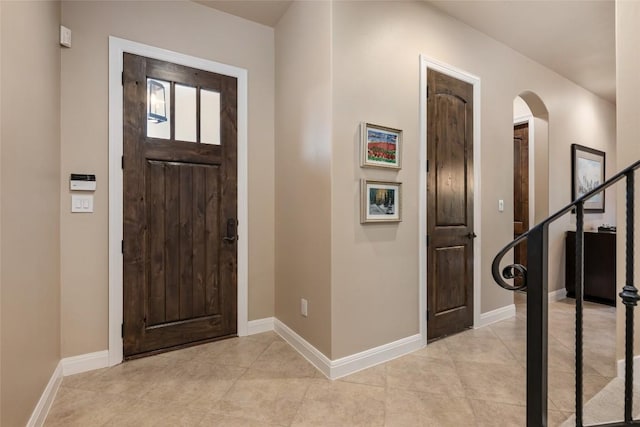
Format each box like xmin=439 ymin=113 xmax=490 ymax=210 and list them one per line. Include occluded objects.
xmin=275 ymin=0 xmax=333 ymax=356
xmin=615 ymin=0 xmax=640 ymax=360
xmin=1 ymin=2 xmax=61 ymax=425
xmin=60 ymin=0 xmax=275 ymax=357
xmin=329 ymin=1 xmax=616 ymax=358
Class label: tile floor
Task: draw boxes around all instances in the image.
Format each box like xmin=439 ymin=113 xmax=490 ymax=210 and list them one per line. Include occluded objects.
xmin=45 ymin=294 xmax=617 ymax=426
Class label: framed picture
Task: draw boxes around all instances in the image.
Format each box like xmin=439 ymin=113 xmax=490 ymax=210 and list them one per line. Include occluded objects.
xmin=571 ymin=144 xmax=605 ymax=213
xmin=361 ymin=180 xmax=402 ymax=223
xmin=360 ymin=122 xmax=402 ymax=169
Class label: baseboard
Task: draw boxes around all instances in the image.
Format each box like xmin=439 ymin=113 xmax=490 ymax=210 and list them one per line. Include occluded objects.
xmin=475 ymin=304 xmax=516 ymax=328
xmin=616 ymin=355 xmax=640 ymax=383
xmin=61 ymin=350 xmax=109 ymax=377
xmin=329 ymin=333 xmax=423 ymax=379
xmin=27 ymin=362 xmax=63 ymax=427
xmin=549 ymin=288 xmax=567 ymax=302
xmin=274 ymin=319 xmax=333 ymax=377
xmin=274 ymin=319 xmax=423 ymax=380
xmin=247 ymin=317 xmax=275 ymax=335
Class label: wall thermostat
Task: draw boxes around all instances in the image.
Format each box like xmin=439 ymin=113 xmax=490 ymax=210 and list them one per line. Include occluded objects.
xmin=70 ymin=174 xmax=96 ymax=191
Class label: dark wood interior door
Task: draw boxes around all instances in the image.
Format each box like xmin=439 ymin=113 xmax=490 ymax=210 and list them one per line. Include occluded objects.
xmin=513 ymin=123 xmax=529 ymax=286
xmin=123 ymin=53 xmax=237 ymax=358
xmin=427 ymin=69 xmax=474 ymax=341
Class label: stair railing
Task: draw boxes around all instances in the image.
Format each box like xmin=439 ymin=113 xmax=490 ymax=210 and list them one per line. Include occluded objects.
xmin=492 ymin=159 xmax=640 ymax=427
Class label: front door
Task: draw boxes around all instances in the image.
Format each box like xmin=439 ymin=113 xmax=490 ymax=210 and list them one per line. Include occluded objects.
xmin=426 ymin=69 xmax=474 ymax=341
xmin=123 ymin=53 xmax=238 ymax=358
xmin=513 ymin=123 xmax=529 ymax=287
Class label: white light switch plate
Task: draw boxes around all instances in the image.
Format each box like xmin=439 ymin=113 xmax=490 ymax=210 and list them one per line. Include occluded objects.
xmin=71 ymin=195 xmax=93 ymax=213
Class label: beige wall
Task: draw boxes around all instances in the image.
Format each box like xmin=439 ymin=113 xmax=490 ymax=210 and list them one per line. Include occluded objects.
xmin=274 ymin=1 xmax=332 ymax=356
xmin=329 ymin=1 xmax=616 ymax=358
xmin=0 ymin=2 xmax=61 ymax=425
xmin=60 ymin=1 xmax=275 ymax=357
xmin=615 ymin=0 xmax=640 ymax=360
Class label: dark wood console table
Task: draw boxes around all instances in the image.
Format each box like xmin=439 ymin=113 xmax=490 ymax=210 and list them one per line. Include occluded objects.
xmin=565 ymin=231 xmax=616 ymax=305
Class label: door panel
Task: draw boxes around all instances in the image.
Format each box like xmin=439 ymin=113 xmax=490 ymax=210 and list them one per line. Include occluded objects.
xmin=123 ymin=53 xmax=237 ymax=358
xmin=434 ymin=245 xmax=468 ymax=312
xmin=427 ymin=69 xmax=474 ymax=341
xmin=435 ymin=96 xmax=468 ymax=227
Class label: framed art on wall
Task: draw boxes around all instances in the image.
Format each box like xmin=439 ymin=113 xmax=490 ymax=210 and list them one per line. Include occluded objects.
xmin=571 ymin=143 xmax=605 ymax=213
xmin=361 ymin=179 xmax=402 ymax=223
xmin=360 ymin=122 xmax=402 ymax=169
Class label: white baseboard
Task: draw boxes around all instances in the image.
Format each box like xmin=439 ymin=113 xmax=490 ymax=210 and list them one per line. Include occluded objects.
xmin=27 ymin=362 xmax=63 ymax=427
xmin=475 ymin=304 xmax=516 ymax=328
xmin=247 ymin=317 xmax=274 ymax=335
xmin=274 ymin=319 xmax=423 ymax=380
xmin=274 ymin=319 xmax=333 ymax=377
xmin=329 ymin=333 xmax=423 ymax=379
xmin=617 ymin=355 xmax=640 ymax=383
xmin=61 ymin=350 xmax=109 ymax=377
xmin=549 ymin=288 xmax=567 ymax=302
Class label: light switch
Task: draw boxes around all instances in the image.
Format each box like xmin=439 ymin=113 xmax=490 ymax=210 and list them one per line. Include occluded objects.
xmin=498 ymin=199 xmax=505 ymax=212
xmin=71 ymin=195 xmax=93 ymax=213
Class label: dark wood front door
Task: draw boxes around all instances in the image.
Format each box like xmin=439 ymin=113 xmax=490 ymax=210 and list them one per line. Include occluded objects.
xmin=123 ymin=53 xmax=237 ymax=358
xmin=426 ymin=69 xmax=474 ymax=341
xmin=513 ymin=123 xmax=529 ymax=286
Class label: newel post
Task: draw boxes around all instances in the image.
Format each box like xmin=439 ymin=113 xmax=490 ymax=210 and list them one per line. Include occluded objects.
xmin=526 ymin=224 xmax=549 ymax=427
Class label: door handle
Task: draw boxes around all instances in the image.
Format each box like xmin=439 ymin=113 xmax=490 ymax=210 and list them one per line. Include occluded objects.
xmin=466 ymin=232 xmax=477 ymax=239
xmin=223 ymin=218 xmax=237 ymax=243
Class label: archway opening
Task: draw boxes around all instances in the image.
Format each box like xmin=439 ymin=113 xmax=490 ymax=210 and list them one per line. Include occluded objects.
xmin=513 ymin=91 xmax=549 ymax=227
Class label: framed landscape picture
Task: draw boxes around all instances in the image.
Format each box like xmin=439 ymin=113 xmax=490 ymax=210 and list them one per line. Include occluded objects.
xmin=571 ymin=143 xmax=605 ymax=213
xmin=361 ymin=180 xmax=402 ymax=223
xmin=360 ymin=123 xmax=402 ymax=169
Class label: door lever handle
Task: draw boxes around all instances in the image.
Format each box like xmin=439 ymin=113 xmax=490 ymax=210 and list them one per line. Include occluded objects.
xmin=467 ymin=232 xmax=477 ymax=239
xmin=223 ymin=218 xmax=237 ymax=243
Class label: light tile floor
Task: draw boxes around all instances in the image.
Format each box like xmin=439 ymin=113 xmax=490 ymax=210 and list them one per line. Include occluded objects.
xmin=45 ymin=294 xmax=617 ymax=426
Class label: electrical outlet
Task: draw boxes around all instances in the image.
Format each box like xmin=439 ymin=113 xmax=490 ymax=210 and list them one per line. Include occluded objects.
xmin=301 ymin=298 xmax=308 ymax=317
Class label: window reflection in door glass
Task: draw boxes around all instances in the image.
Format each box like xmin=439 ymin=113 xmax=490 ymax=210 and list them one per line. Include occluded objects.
xmin=146 ymin=78 xmax=171 ymax=140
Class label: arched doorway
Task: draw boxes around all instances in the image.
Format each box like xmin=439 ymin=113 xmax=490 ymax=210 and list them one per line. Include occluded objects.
xmin=512 ymin=92 xmax=549 ymax=289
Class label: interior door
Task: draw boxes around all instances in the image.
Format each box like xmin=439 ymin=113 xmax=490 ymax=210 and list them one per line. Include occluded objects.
xmin=123 ymin=53 xmax=237 ymax=358
xmin=513 ymin=123 xmax=529 ymax=287
xmin=427 ymin=69 xmax=474 ymax=341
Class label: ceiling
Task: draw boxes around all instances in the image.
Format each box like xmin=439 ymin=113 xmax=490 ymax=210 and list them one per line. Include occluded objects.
xmin=193 ymin=1 xmax=293 ymax=27
xmin=428 ymin=1 xmax=615 ymax=104
xmin=195 ymin=0 xmax=616 ymax=104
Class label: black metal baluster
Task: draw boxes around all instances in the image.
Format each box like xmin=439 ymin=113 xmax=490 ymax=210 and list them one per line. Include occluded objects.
xmin=575 ymin=202 xmax=584 ymax=427
xmin=491 ymin=160 xmax=640 ymax=427
xmin=621 ymin=171 xmax=639 ymax=424
xmin=527 ymin=224 xmax=549 ymax=427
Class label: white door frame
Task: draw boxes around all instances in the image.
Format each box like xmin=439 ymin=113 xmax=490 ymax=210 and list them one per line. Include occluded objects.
xmin=108 ymin=37 xmax=249 ymax=366
xmin=418 ymin=55 xmax=482 ymax=343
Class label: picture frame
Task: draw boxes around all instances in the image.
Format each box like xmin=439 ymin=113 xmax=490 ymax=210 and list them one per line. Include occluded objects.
xmin=360 ymin=122 xmax=402 ymax=169
xmin=571 ymin=143 xmax=605 ymax=213
xmin=361 ymin=179 xmax=402 ymax=223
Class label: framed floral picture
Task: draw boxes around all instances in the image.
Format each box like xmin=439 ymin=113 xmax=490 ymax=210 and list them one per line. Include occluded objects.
xmin=361 ymin=179 xmax=402 ymax=223
xmin=360 ymin=123 xmax=402 ymax=169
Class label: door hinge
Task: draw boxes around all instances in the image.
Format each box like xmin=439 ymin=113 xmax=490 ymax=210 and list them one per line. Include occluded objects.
xmin=426 ymin=235 xmax=430 ymax=247
xmin=121 ymin=156 xmax=124 ymax=170
xmin=426 ymin=85 xmax=429 ymax=98
xmin=426 ymin=160 xmax=429 ymax=172
xmin=121 ymin=71 xmax=124 ymax=86
xmin=121 ymin=240 xmax=124 ymax=254
xmin=121 ymin=323 xmax=124 ymax=338
xmin=427 ymin=310 xmax=430 ymax=321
